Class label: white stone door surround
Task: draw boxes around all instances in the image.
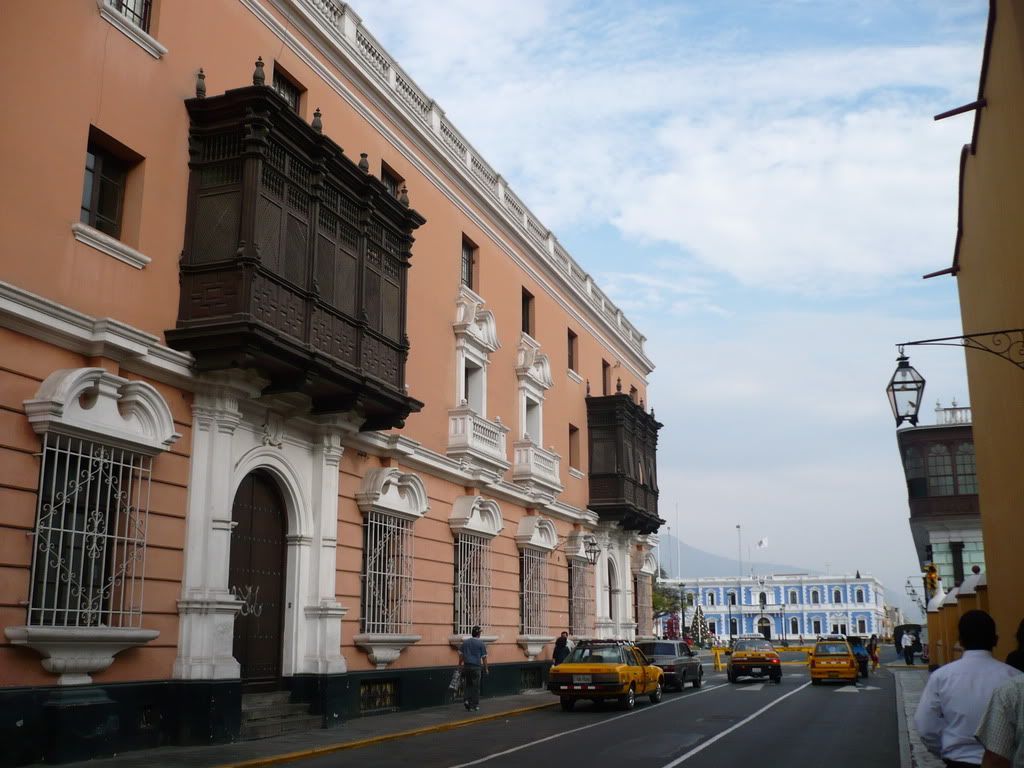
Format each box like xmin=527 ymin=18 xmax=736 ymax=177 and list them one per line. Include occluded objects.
xmin=173 ymin=372 xmax=356 ymax=680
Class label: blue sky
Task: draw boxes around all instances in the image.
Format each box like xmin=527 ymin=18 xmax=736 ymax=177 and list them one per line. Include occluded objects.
xmin=356 ymin=1 xmax=989 ymax=614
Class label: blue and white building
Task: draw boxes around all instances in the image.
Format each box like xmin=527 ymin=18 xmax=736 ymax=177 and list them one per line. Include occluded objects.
xmin=659 ymin=574 xmax=886 ymax=641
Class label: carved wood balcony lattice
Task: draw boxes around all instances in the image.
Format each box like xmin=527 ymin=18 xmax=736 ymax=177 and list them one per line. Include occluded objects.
xmin=167 ymin=82 xmax=425 ymax=430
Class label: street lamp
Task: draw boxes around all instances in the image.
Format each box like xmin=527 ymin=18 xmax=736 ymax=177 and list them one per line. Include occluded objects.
xmin=886 ymin=348 xmax=926 ymax=427
xmin=583 ymin=536 xmax=601 ymax=566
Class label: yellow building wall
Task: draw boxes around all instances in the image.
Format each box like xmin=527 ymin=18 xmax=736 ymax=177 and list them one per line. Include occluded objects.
xmin=953 ymin=0 xmax=1024 ymax=661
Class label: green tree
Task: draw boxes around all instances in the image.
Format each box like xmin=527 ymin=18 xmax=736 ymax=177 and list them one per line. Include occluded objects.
xmin=652 ymin=568 xmax=681 ymax=618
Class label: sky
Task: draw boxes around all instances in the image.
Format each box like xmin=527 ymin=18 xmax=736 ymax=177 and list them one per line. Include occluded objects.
xmin=355 ymin=0 xmax=989 ymax=616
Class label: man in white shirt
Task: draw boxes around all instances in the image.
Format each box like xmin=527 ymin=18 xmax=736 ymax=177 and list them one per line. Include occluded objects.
xmin=977 ymin=676 xmax=1024 ymax=767
xmin=914 ymin=610 xmax=1022 ymax=767
xmin=903 ymin=630 xmax=917 ymax=665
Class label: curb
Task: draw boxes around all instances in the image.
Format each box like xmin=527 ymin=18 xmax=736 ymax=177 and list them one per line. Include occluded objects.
xmin=893 ymin=669 xmax=913 ymax=768
xmin=214 ymin=700 xmax=558 ymax=768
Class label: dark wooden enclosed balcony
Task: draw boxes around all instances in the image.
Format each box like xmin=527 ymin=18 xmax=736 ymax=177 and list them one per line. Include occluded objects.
xmin=586 ymin=391 xmax=663 ymax=534
xmin=166 ymin=76 xmax=425 ymax=430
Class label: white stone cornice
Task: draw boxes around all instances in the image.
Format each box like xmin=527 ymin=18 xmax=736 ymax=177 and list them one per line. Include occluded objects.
xmin=5 ymin=626 xmax=160 ymax=686
xmin=0 ymin=280 xmax=194 ymax=387
xmin=353 ymin=633 xmax=421 ymax=669
xmin=248 ymin=0 xmax=654 ymax=377
xmin=356 ymin=467 xmax=429 ymax=521
xmin=516 ymin=635 xmax=554 ymax=661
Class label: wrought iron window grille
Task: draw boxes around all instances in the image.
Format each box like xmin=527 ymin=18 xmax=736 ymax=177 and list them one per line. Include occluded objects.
xmin=106 ymin=0 xmax=152 ymax=32
xmin=454 ymin=533 xmax=490 ymax=635
xmin=360 ymin=510 xmax=413 ymax=634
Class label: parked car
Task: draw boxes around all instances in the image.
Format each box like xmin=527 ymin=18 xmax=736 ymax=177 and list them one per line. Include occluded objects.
xmin=548 ymin=640 xmax=664 ymax=711
xmin=809 ymin=639 xmax=859 ymax=685
xmin=635 ymin=640 xmax=704 ymax=690
xmin=726 ymin=638 xmax=782 ymax=683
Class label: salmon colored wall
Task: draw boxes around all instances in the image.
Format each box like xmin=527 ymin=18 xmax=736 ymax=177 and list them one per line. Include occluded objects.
xmin=954 ymin=0 xmax=1024 ymax=662
xmin=1 ymin=0 xmax=650 ymax=684
xmin=0 ymin=328 xmax=193 ymax=685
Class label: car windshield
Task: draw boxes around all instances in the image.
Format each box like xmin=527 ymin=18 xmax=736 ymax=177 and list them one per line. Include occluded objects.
xmin=636 ymin=642 xmax=677 ymax=656
xmin=734 ymin=640 xmax=773 ymax=652
xmin=565 ymin=646 xmax=626 ymax=664
xmin=816 ymin=643 xmax=851 ymax=655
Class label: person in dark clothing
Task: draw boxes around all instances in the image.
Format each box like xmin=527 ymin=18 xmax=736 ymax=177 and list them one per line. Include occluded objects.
xmin=1006 ymin=618 xmax=1024 ymax=673
xmin=458 ymin=625 xmax=488 ymax=711
xmin=553 ymin=631 xmax=571 ymax=665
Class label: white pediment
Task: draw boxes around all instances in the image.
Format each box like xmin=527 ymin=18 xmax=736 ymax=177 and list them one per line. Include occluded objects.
xmin=454 ymin=285 xmax=499 ymax=359
xmin=515 ymin=515 xmax=557 ymax=552
xmin=24 ymin=367 xmax=180 ymax=455
xmin=516 ymin=333 xmax=552 ymax=391
xmin=449 ymin=496 xmax=504 ymax=539
xmin=356 ymin=467 xmax=429 ymax=521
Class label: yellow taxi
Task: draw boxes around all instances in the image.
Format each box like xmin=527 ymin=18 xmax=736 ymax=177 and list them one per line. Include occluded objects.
xmin=809 ymin=637 xmax=858 ymax=685
xmin=726 ymin=637 xmax=782 ymax=683
xmin=547 ymin=640 xmax=664 ymax=711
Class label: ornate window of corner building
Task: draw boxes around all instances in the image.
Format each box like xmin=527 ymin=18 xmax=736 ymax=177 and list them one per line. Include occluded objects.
xmin=449 ymin=497 xmax=503 ymax=639
xmin=955 ymin=443 xmax=977 ymax=494
xmin=927 ymin=444 xmax=954 ymax=496
xmin=7 ymin=368 xmax=179 ymax=685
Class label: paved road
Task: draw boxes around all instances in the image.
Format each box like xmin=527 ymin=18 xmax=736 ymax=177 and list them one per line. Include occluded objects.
xmin=286 ymin=665 xmax=898 ymax=768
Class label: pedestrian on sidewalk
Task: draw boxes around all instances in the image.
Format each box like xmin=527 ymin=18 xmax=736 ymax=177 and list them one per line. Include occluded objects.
xmin=976 ymin=675 xmax=1024 ymax=768
xmin=553 ymin=631 xmax=571 ymax=666
xmin=459 ymin=625 xmax=489 ymax=712
xmin=1004 ymin=619 xmax=1024 ymax=673
xmin=868 ymin=634 xmax=880 ymax=673
xmin=913 ymin=610 xmax=1022 ymax=767
xmin=903 ymin=631 xmax=916 ymax=665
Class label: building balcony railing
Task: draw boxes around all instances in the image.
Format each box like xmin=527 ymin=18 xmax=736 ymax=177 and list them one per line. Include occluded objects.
xmin=166 ymin=76 xmax=425 ymax=430
xmin=512 ymin=439 xmax=563 ymax=496
xmin=447 ymin=405 xmax=509 ymax=475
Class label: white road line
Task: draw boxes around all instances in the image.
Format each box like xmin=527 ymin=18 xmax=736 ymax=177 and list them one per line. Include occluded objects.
xmin=736 ymin=684 xmax=764 ymax=691
xmin=659 ymin=681 xmax=812 ymax=767
xmin=446 ymin=684 xmax=729 ymax=768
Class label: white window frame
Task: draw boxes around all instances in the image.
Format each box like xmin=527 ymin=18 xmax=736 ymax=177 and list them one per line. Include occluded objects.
xmin=453 ymin=285 xmax=499 ymax=415
xmin=97 ymin=0 xmax=167 ymax=59
xmin=354 ymin=468 xmax=428 ymax=668
xmin=8 ymin=367 xmax=178 ymax=685
xmin=514 ymin=516 xmax=556 ymax=659
xmin=707 ymin=591 xmax=716 ymax=606
xmin=448 ymin=496 xmax=503 ymax=644
xmin=515 ymin=333 xmax=553 ymax=444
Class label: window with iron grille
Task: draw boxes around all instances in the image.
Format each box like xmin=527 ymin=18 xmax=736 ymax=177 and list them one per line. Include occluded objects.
xmin=106 ymin=0 xmax=152 ymax=32
xmin=361 ymin=510 xmax=414 ymax=634
xmin=454 ymin=533 xmax=490 ymax=634
xmin=27 ymin=433 xmax=152 ymax=628
xmin=271 ymin=67 xmax=302 ymax=113
xmin=568 ymin=560 xmax=592 ymax=636
xmin=461 ymin=237 xmax=477 ymax=290
xmin=359 ymin=679 xmax=399 ymax=714
xmin=519 ymin=548 xmax=547 ymax=635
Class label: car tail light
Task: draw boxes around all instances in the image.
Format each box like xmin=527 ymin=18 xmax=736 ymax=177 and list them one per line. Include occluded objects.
xmin=663 ymin=665 xmax=675 ymax=672
xmin=770 ymin=658 xmax=780 ymax=664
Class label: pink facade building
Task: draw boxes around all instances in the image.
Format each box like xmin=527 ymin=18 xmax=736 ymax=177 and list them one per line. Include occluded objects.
xmin=0 ymin=1 xmax=661 ymax=763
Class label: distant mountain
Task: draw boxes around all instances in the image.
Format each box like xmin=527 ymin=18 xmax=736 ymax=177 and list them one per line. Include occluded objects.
xmin=654 ymin=534 xmax=818 ymax=580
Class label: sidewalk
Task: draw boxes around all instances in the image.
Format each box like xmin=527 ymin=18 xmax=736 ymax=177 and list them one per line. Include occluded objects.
xmin=34 ymin=691 xmax=556 ymax=768
xmin=890 ymin=663 xmax=944 ymax=768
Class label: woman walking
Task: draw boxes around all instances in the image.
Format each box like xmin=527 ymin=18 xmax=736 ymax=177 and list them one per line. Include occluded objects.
xmin=867 ymin=634 xmax=880 ymax=672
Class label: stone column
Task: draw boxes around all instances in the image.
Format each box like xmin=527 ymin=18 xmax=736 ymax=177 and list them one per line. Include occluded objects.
xmin=173 ymin=374 xmax=260 ymax=680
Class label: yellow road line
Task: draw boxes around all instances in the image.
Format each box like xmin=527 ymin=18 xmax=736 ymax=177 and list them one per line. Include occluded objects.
xmin=215 ymin=701 xmax=558 ymax=768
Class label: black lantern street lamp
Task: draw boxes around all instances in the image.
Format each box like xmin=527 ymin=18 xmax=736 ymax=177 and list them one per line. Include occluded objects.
xmin=886 ymin=348 xmax=926 ymax=426
xmin=584 ymin=536 xmax=601 ymax=566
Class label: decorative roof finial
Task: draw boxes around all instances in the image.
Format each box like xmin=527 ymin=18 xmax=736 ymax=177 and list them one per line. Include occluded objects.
xmin=311 ymin=108 xmax=323 ymax=133
xmin=640 ymin=398 xmax=644 ymax=409
xmin=398 ymin=184 xmax=409 ymax=207
xmin=358 ymin=152 xmax=369 ymax=172
xmin=195 ymin=68 xmax=206 ymax=99
xmin=253 ymin=56 xmax=265 ymax=86
xmin=586 ymin=379 xmax=591 ymax=396
xmin=650 ymin=406 xmax=655 ymax=418
xmin=616 ymin=377 xmax=622 ymax=393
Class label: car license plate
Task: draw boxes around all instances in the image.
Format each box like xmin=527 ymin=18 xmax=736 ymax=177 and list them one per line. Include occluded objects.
xmin=573 ymin=674 xmax=592 ymax=684
xmin=752 ymin=667 xmax=761 ymax=673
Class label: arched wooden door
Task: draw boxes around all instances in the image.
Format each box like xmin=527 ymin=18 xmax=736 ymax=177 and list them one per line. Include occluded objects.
xmin=230 ymin=471 xmax=287 ymax=690
xmin=758 ymin=617 xmax=772 ymax=640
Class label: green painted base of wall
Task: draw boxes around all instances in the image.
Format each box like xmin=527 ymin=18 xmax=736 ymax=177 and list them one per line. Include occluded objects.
xmin=0 ymin=662 xmax=549 ymax=766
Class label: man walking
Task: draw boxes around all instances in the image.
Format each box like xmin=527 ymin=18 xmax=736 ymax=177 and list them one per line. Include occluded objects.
xmin=903 ymin=630 xmax=916 ymax=665
xmin=459 ymin=625 xmax=488 ymax=712
xmin=914 ymin=610 xmax=1021 ymax=767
